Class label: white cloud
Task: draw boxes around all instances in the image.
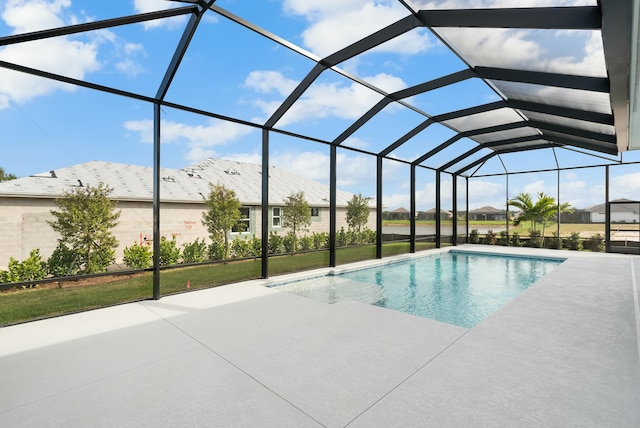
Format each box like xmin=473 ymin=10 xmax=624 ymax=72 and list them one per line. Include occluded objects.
xmin=124 ymin=118 xmax=256 ymax=161
xmin=245 ymin=70 xmax=408 ymax=126
xmin=414 ymin=1 xmax=594 ymax=8
xmin=0 ymin=1 xmax=147 ymax=108
xmin=283 ymin=0 xmax=433 ymax=59
xmin=133 ymin=0 xmax=186 ymax=29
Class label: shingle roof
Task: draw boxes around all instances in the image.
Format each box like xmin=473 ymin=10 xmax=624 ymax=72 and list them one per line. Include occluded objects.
xmin=0 ymin=158 xmax=361 ymax=206
xmin=469 ymin=206 xmax=506 ymax=214
xmin=585 ymin=198 xmax=638 ymax=213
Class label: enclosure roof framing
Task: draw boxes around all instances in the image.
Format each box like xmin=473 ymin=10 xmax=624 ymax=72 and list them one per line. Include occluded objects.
xmin=0 ymin=0 xmax=636 ymax=176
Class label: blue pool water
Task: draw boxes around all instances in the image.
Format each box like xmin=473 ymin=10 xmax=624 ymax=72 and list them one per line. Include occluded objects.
xmin=275 ymin=251 xmax=564 ymax=328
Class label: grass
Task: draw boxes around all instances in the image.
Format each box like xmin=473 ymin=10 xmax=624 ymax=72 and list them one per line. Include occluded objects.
xmin=0 ymin=242 xmax=423 ymax=326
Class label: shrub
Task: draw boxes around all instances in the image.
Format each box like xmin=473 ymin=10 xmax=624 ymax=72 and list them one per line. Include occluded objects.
xmin=584 ymin=234 xmax=604 ymax=252
xmin=123 ymin=242 xmax=152 ymax=269
xmin=337 ymin=227 xmax=348 ymax=247
xmin=159 ymin=236 xmax=181 ymax=265
xmin=563 ymin=232 xmax=583 ymax=251
xmin=207 ymin=239 xmax=225 ymax=261
xmin=360 ymin=228 xmax=376 ymax=245
xmin=299 ymin=235 xmax=313 ymax=251
xmin=312 ymin=232 xmax=329 ymax=249
xmin=268 ymin=232 xmax=284 ymax=255
xmin=545 ymin=232 xmax=561 ymax=249
xmin=485 ymin=229 xmax=497 ymax=245
xmin=497 ymin=231 xmax=509 ymax=246
xmin=0 ymin=249 xmax=47 ymax=286
xmin=510 ymin=232 xmax=521 ymax=247
xmin=47 ymin=243 xmax=81 ymax=277
xmin=469 ymin=229 xmax=479 ymax=244
xmin=250 ymin=235 xmax=262 ymax=256
xmin=231 ymin=238 xmax=253 ymax=259
xmin=283 ymin=233 xmax=296 ymax=253
xmin=182 ymin=238 xmax=207 ymax=264
xmin=527 ymin=230 xmax=543 ymax=248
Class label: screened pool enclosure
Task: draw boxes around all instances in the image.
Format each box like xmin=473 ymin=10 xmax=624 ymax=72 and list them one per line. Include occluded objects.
xmin=0 ymin=0 xmax=639 ymax=300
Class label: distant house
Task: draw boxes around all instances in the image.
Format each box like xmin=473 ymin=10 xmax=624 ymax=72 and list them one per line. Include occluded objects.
xmin=418 ymin=208 xmax=452 ymax=221
xmin=585 ymin=199 xmax=640 ymax=223
xmin=386 ymin=207 xmax=411 ymax=220
xmin=0 ymin=158 xmax=376 ymax=269
xmin=468 ymin=206 xmax=508 ymax=221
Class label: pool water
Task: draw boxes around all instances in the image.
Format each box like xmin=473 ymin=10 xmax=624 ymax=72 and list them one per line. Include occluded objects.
xmin=274 ymin=251 xmax=564 ymax=328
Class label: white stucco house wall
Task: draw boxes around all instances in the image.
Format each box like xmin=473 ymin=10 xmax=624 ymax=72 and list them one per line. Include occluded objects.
xmin=585 ymin=199 xmax=639 ymax=223
xmin=0 ymin=158 xmax=376 ymax=269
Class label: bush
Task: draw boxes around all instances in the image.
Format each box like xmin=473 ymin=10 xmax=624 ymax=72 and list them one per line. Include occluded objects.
xmin=497 ymin=231 xmax=509 ymax=246
xmin=207 ymin=239 xmax=225 ymax=261
xmin=123 ymin=242 xmax=152 ymax=269
xmin=563 ymin=232 xmax=583 ymax=251
xmin=250 ymin=235 xmax=262 ymax=256
xmin=485 ymin=229 xmax=497 ymax=245
xmin=545 ymin=232 xmax=561 ymax=249
xmin=47 ymin=243 xmax=81 ymax=277
xmin=337 ymin=227 xmax=348 ymax=247
xmin=283 ymin=233 xmax=296 ymax=253
xmin=510 ymin=232 xmax=521 ymax=247
xmin=299 ymin=235 xmax=313 ymax=251
xmin=231 ymin=238 xmax=254 ymax=259
xmin=0 ymin=249 xmax=47 ymax=286
xmin=182 ymin=238 xmax=207 ymax=264
xmin=584 ymin=234 xmax=604 ymax=252
xmin=159 ymin=236 xmax=181 ymax=265
xmin=469 ymin=229 xmax=479 ymax=244
xmin=360 ymin=228 xmax=376 ymax=245
xmin=268 ymin=232 xmax=284 ymax=255
xmin=527 ymin=230 xmax=543 ymax=248
xmin=312 ymin=232 xmax=329 ymax=249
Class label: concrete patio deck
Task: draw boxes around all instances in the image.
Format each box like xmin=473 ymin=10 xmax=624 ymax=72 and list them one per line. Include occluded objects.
xmin=1 ymin=245 xmax=639 ymax=427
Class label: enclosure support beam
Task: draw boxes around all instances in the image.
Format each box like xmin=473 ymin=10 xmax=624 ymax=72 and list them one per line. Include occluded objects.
xmin=410 ymin=164 xmax=416 ymax=253
xmin=466 ymin=177 xmax=470 ymax=242
xmin=605 ymin=165 xmax=611 ymax=252
xmin=452 ymin=174 xmax=458 ymax=246
xmin=261 ymin=129 xmax=270 ymax=278
xmin=330 ymin=145 xmax=337 ymax=267
xmin=152 ymin=102 xmax=161 ymax=300
xmin=435 ymin=170 xmax=441 ymax=249
xmin=377 ymin=156 xmax=383 ymax=259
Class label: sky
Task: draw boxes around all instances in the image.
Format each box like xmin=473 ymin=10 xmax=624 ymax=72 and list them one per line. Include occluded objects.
xmin=1 ymin=0 xmax=640 ymax=211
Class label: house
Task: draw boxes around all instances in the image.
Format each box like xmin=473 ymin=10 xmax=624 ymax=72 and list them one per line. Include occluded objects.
xmin=386 ymin=207 xmax=411 ymax=220
xmin=468 ymin=206 xmax=508 ymax=221
xmin=417 ymin=208 xmax=453 ymax=221
xmin=585 ymin=198 xmax=640 ymax=223
xmin=0 ymin=158 xmax=376 ymax=268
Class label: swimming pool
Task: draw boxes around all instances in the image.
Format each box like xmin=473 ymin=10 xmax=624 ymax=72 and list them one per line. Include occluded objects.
xmin=274 ymin=251 xmax=564 ymax=328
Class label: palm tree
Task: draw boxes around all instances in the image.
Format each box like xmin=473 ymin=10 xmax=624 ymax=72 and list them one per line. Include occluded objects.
xmin=508 ymin=192 xmax=572 ymax=235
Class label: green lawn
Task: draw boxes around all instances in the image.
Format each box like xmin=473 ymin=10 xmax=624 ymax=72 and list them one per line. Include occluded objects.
xmin=0 ymin=242 xmax=432 ymax=326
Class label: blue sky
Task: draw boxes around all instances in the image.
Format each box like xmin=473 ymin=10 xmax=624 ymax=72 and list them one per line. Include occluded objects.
xmin=1 ymin=0 xmax=639 ymax=211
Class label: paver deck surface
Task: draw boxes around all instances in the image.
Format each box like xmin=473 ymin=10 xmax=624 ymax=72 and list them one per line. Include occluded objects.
xmin=1 ymin=245 xmax=639 ymax=427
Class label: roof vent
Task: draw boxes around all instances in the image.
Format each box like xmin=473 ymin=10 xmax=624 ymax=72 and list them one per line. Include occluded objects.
xmin=49 ymin=170 xmax=57 ymax=178
xmin=224 ymin=168 xmax=240 ymax=176
xmin=162 ymin=176 xmax=176 ymax=182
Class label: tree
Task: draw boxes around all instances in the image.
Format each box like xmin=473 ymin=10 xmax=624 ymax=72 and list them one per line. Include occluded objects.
xmin=201 ymin=183 xmax=242 ymax=259
xmin=0 ymin=166 xmax=17 ymax=182
xmin=48 ymin=182 xmax=121 ymax=274
xmin=508 ymin=192 xmax=573 ymax=235
xmin=346 ymin=193 xmax=372 ymax=233
xmin=282 ymin=191 xmax=311 ymax=252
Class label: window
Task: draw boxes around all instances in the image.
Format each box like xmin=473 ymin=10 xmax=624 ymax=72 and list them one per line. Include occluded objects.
xmin=272 ymin=207 xmax=281 ymax=227
xmin=311 ymin=207 xmax=319 ymax=217
xmin=232 ymin=207 xmax=250 ymax=233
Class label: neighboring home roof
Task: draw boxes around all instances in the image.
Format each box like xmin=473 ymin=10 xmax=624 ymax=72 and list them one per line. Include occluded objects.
xmin=469 ymin=206 xmax=506 ymax=214
xmin=585 ymin=198 xmax=638 ymax=213
xmin=0 ymin=158 xmax=361 ymax=206
xmin=422 ymin=207 xmax=452 ymax=215
xmin=390 ymin=207 xmax=410 ymax=213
